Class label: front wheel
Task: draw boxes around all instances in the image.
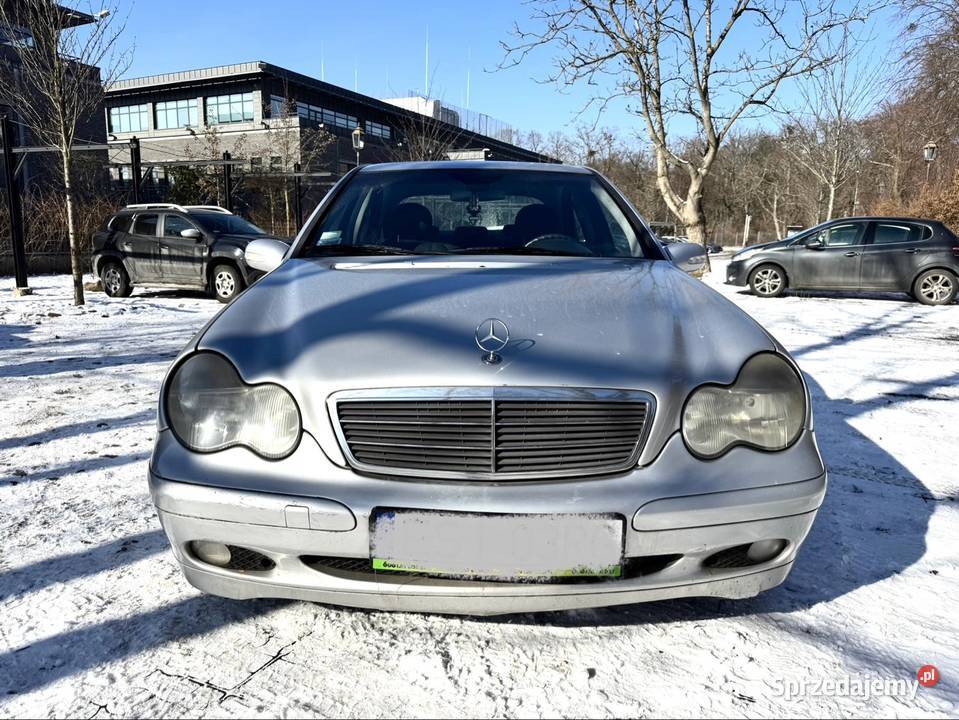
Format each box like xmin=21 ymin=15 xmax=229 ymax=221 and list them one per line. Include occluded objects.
xmin=913 ymin=269 xmax=957 ymax=306
xmin=211 ymin=264 xmax=244 ymax=303
xmin=101 ymin=261 xmax=132 ymax=298
xmin=749 ymin=264 xmax=787 ymax=298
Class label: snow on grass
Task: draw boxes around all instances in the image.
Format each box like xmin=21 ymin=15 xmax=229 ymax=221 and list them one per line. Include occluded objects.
xmin=0 ymin=265 xmax=957 ymax=718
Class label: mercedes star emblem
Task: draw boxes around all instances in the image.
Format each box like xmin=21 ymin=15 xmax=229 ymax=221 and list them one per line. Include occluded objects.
xmin=475 ymin=318 xmax=510 ymax=364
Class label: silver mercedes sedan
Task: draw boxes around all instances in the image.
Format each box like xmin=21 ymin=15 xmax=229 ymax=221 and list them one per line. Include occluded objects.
xmin=149 ymin=161 xmax=826 ymax=615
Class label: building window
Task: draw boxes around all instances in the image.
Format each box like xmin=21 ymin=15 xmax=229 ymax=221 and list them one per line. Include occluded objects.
xmin=0 ymin=25 xmax=34 ymax=48
xmin=155 ymin=99 xmax=198 ymax=130
xmin=294 ymin=101 xmax=357 ymax=130
xmin=271 ymin=95 xmax=298 ymax=118
xmin=206 ymin=92 xmax=254 ymax=125
xmin=109 ymin=104 xmax=149 ymax=133
xmin=365 ymin=121 xmax=391 ymax=139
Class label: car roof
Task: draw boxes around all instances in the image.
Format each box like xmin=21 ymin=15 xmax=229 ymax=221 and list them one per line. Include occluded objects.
xmin=816 ymin=216 xmax=943 ymax=225
xmin=357 ymin=160 xmax=593 ymax=175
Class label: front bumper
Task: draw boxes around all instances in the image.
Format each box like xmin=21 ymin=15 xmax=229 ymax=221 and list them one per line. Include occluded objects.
xmin=725 ymin=259 xmax=749 ymax=286
xmin=149 ymin=428 xmax=826 ymax=616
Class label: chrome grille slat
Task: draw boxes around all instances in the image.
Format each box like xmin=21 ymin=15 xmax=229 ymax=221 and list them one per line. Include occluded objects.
xmin=333 ymin=389 xmax=652 ymax=481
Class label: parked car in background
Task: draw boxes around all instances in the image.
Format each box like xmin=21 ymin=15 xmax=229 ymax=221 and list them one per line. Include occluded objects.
xmin=706 ymin=242 xmax=723 ymax=254
xmin=92 ymin=204 xmax=289 ymax=302
xmin=149 ymin=161 xmax=823 ymax=615
xmin=726 ymin=217 xmax=959 ymax=305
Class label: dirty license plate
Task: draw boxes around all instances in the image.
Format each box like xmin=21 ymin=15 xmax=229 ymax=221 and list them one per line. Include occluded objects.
xmin=370 ymin=510 xmax=624 ymax=579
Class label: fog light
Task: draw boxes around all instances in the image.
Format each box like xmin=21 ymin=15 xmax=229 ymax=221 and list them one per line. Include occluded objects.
xmin=746 ymin=539 xmax=787 ymax=563
xmin=191 ymin=540 xmax=232 ymax=567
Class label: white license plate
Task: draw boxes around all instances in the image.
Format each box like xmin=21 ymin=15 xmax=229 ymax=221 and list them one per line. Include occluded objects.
xmin=371 ymin=510 xmax=624 ymax=579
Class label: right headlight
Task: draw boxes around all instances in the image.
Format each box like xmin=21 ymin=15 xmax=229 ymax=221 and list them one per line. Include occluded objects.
xmin=165 ymin=352 xmax=301 ymax=460
xmin=682 ymin=353 xmax=806 ymax=459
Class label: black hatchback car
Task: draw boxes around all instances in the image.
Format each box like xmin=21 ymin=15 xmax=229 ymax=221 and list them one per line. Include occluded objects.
xmin=726 ymin=217 xmax=959 ymax=305
xmin=91 ymin=204 xmax=288 ymax=302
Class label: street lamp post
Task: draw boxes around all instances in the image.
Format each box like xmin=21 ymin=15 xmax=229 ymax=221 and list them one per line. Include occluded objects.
xmin=923 ymin=141 xmax=939 ymax=184
xmin=352 ymin=126 xmax=365 ymax=167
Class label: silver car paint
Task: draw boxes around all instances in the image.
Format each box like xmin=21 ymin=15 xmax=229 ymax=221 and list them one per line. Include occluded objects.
xmin=178 ymin=256 xmax=778 ymax=468
xmin=149 ymin=162 xmax=826 ymax=615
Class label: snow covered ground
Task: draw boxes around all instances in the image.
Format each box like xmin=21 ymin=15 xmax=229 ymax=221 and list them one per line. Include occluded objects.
xmin=1 ymin=261 xmax=957 ymax=718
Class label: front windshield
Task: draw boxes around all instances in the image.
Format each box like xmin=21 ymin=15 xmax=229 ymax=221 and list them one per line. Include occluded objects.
xmin=300 ymin=168 xmax=653 ymax=258
xmin=192 ymin=212 xmax=266 ymax=236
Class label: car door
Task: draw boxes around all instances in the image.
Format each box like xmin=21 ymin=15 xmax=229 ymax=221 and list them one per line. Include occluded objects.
xmin=127 ymin=213 xmax=161 ymax=282
xmin=792 ymin=221 xmax=867 ymax=289
xmin=160 ymin=213 xmax=207 ymax=285
xmin=859 ymin=221 xmax=928 ymax=291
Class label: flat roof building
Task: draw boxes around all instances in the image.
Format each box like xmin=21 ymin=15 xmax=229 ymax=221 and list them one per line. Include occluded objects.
xmin=103 ymin=61 xmax=550 ymax=190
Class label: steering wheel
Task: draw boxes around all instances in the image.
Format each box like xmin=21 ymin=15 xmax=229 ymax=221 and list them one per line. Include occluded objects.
xmin=524 ymin=234 xmax=594 ymax=256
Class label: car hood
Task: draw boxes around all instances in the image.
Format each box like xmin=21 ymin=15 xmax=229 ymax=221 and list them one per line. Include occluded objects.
xmin=733 ymin=239 xmax=790 ymax=257
xmin=216 ymin=233 xmax=289 ymax=246
xmin=197 ymin=256 xmax=776 ymax=463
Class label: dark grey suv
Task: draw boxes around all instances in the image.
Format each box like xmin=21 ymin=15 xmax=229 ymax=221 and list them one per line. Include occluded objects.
xmin=725 ymin=217 xmax=959 ymax=305
xmin=92 ymin=204 xmax=288 ymax=302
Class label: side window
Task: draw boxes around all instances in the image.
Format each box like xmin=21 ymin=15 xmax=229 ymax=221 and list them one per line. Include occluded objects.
xmin=872 ymin=223 xmax=919 ymax=245
xmin=132 ymin=214 xmax=159 ymax=237
xmin=108 ymin=214 xmax=132 ymax=232
xmin=163 ymin=214 xmax=196 ymax=238
xmin=819 ymin=223 xmax=864 ymax=247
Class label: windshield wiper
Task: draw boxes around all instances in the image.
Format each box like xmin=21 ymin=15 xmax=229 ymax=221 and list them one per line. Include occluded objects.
xmin=307 ymin=244 xmax=417 ymax=257
xmin=450 ymin=246 xmax=590 ymax=257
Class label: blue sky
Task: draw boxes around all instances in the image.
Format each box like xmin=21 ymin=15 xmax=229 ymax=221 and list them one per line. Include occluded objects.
xmin=115 ymin=0 xmax=901 ymax=140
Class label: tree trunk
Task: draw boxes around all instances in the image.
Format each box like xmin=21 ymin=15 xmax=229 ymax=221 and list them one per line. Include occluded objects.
xmin=682 ymin=199 xmax=712 ymax=273
xmin=269 ymin=190 xmax=276 ymax=234
xmin=825 ymin=141 xmax=841 ymax=221
xmin=825 ymin=182 xmax=837 ymax=221
xmin=62 ymin=150 xmax=84 ymax=306
xmin=771 ymin=193 xmax=782 ymax=239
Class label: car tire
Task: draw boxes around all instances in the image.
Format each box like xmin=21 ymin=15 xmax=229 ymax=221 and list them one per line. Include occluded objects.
xmin=211 ymin=264 xmax=244 ymax=303
xmin=100 ymin=261 xmax=132 ymax=298
xmin=913 ymin=269 xmax=957 ymax=306
xmin=748 ymin=264 xmax=787 ymax=298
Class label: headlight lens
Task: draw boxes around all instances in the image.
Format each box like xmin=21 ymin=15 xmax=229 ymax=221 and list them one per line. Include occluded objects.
xmin=166 ymin=352 xmax=301 ymax=459
xmin=682 ymin=353 xmax=805 ymax=459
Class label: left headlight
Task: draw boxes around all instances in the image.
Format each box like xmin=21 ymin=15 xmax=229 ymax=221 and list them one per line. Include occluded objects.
xmin=682 ymin=353 xmax=806 ymax=459
xmin=166 ymin=352 xmax=301 ymax=460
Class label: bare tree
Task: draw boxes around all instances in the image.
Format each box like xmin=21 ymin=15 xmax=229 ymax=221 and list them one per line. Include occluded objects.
xmin=503 ymin=0 xmax=873 ymax=249
xmin=167 ymin=125 xmax=249 ymax=207
xmin=388 ymin=112 xmax=464 ymax=162
xmin=0 ymin=0 xmax=129 ymax=305
xmin=783 ymin=30 xmax=884 ymax=221
xmin=251 ymin=96 xmax=333 ymax=235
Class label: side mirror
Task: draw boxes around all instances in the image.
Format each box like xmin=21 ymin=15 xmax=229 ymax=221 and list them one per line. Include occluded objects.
xmin=180 ymin=228 xmax=203 ymax=240
xmin=245 ymin=238 xmax=289 ymax=273
xmin=804 ymin=238 xmax=824 ymax=250
xmin=668 ymin=241 xmax=707 ymax=274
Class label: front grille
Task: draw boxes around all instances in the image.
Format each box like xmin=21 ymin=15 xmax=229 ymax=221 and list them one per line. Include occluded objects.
xmin=301 ymin=554 xmax=681 ymax=584
xmin=333 ymin=390 xmax=651 ymax=480
xmin=338 ymin=400 xmax=493 ymax=474
xmin=494 ymin=401 xmax=647 ymax=473
xmin=225 ymin=545 xmax=275 ymax=572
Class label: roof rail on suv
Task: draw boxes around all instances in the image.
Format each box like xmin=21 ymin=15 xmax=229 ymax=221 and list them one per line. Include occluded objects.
xmin=123 ymin=203 xmax=233 ymax=215
xmin=184 ymin=205 xmax=233 ymax=214
xmin=125 ymin=203 xmax=187 ymax=212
